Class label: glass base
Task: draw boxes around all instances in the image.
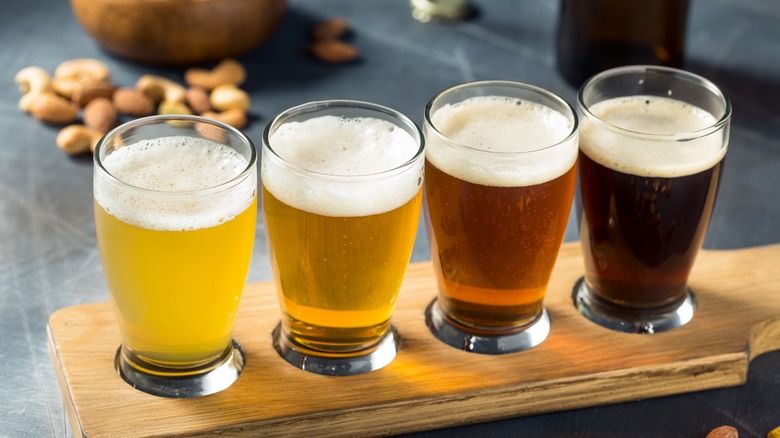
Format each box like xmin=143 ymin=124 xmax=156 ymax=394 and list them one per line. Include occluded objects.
xmin=424 ymin=299 xmax=550 ymax=354
xmin=573 ymin=277 xmax=696 ymax=334
xmin=272 ymin=324 xmax=399 ymax=376
xmin=115 ymin=339 xmax=245 ymax=398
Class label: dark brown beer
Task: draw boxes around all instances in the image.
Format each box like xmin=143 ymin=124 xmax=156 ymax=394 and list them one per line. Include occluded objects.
xmin=578 ymin=150 xmax=722 ymax=308
xmin=556 ymin=0 xmax=689 ymax=87
xmin=578 ymin=94 xmax=726 ymax=310
xmin=426 ymin=161 xmax=576 ymax=329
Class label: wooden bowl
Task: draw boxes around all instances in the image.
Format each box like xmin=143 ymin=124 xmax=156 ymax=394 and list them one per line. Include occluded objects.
xmin=70 ymin=0 xmax=286 ymax=65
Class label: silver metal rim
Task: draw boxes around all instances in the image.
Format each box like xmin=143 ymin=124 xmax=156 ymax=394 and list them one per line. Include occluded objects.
xmin=572 ymin=278 xmax=696 ymax=334
xmin=425 ymin=299 xmax=550 ymax=354
xmin=271 ymin=324 xmax=399 ymax=376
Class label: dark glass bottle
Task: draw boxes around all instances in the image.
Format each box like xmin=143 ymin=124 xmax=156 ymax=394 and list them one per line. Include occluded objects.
xmin=556 ymin=0 xmax=690 ymax=87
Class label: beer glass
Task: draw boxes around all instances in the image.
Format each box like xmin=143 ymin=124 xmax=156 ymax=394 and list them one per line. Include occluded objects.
xmin=94 ymin=115 xmax=257 ymax=397
xmin=262 ymin=100 xmax=424 ymax=376
xmin=424 ymin=81 xmax=579 ymax=354
xmin=575 ymin=66 xmax=731 ymax=333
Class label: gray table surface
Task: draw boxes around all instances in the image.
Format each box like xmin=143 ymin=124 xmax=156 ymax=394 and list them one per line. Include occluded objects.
xmin=1 ymin=0 xmax=779 ymax=437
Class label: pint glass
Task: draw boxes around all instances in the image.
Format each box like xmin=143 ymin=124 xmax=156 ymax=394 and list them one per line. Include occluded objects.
xmin=424 ymin=81 xmax=578 ymax=354
xmin=94 ymin=115 xmax=257 ymax=397
xmin=262 ymin=100 xmax=424 ymax=375
xmin=575 ymin=66 xmax=731 ymax=333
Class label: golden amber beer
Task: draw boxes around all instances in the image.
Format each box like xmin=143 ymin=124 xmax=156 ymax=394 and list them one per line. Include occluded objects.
xmin=262 ymin=101 xmax=424 ymax=375
xmin=424 ymin=81 xmax=578 ymax=353
xmin=94 ymin=116 xmax=257 ymax=397
xmin=575 ymin=66 xmax=731 ymax=333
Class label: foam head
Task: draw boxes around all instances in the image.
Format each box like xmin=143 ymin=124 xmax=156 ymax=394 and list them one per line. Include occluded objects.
xmin=426 ymin=95 xmax=577 ymax=187
xmin=262 ymin=115 xmax=423 ymax=217
xmin=580 ymin=95 xmax=727 ymax=177
xmin=94 ymin=136 xmax=256 ymax=231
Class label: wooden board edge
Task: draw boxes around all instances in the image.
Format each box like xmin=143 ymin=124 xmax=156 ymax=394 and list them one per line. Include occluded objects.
xmin=749 ymin=316 xmax=780 ymax=359
xmin=47 ymin=323 xmax=86 ymax=438
xmin=176 ymin=353 xmax=749 ymax=438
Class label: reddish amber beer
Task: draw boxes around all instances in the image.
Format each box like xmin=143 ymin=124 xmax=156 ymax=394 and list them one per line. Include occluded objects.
xmin=426 ymin=161 xmax=576 ymax=328
xmin=576 ymin=66 xmax=731 ymax=333
xmin=424 ymin=81 xmax=578 ymax=353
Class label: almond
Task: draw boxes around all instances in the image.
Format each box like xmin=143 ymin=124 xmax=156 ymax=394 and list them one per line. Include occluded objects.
xmin=706 ymin=426 xmax=738 ymax=438
xmin=72 ymin=81 xmax=116 ymax=108
xmin=113 ymin=87 xmax=154 ymax=116
xmin=185 ymin=87 xmax=212 ymax=114
xmin=311 ymin=18 xmax=350 ymax=40
xmin=29 ymin=92 xmax=78 ymax=125
xmin=84 ymin=97 xmax=117 ymax=133
xmin=309 ymin=40 xmax=359 ymax=64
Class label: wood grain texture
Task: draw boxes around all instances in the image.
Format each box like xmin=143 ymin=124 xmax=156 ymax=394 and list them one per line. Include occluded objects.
xmin=47 ymin=242 xmax=780 ymax=437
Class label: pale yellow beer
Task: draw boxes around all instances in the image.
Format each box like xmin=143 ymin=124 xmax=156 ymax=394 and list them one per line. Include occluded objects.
xmin=262 ymin=110 xmax=424 ymax=356
xmin=95 ymin=134 xmax=257 ymax=368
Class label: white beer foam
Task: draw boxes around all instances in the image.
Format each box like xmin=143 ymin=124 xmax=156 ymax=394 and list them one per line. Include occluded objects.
xmin=94 ymin=136 xmax=256 ymax=231
xmin=263 ymin=115 xmax=423 ymax=217
xmin=427 ymin=96 xmax=577 ymax=187
xmin=580 ymin=95 xmax=727 ymax=178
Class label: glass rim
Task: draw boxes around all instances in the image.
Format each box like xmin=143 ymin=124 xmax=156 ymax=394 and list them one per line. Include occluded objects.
xmin=262 ymin=99 xmax=425 ymax=181
xmin=423 ymin=80 xmax=579 ymax=156
xmin=577 ymin=65 xmax=732 ymax=141
xmin=93 ymin=114 xmax=257 ymax=197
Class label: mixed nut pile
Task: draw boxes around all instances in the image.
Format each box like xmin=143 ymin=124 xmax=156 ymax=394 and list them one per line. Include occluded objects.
xmin=14 ymin=17 xmax=357 ymax=156
xmin=14 ymin=57 xmax=251 ymax=155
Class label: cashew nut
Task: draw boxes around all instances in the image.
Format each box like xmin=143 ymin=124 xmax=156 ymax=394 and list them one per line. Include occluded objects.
xmin=15 ymin=66 xmax=53 ymax=112
xmin=210 ymin=84 xmax=251 ymax=112
xmin=202 ymin=109 xmax=248 ymax=129
xmin=54 ymin=58 xmax=111 ymax=83
xmin=184 ymin=59 xmax=246 ymax=90
xmin=136 ymin=75 xmax=186 ymax=104
xmin=52 ymin=58 xmax=111 ymax=99
xmin=158 ymin=100 xmax=192 ymax=116
xmin=56 ymin=125 xmax=104 ymax=155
